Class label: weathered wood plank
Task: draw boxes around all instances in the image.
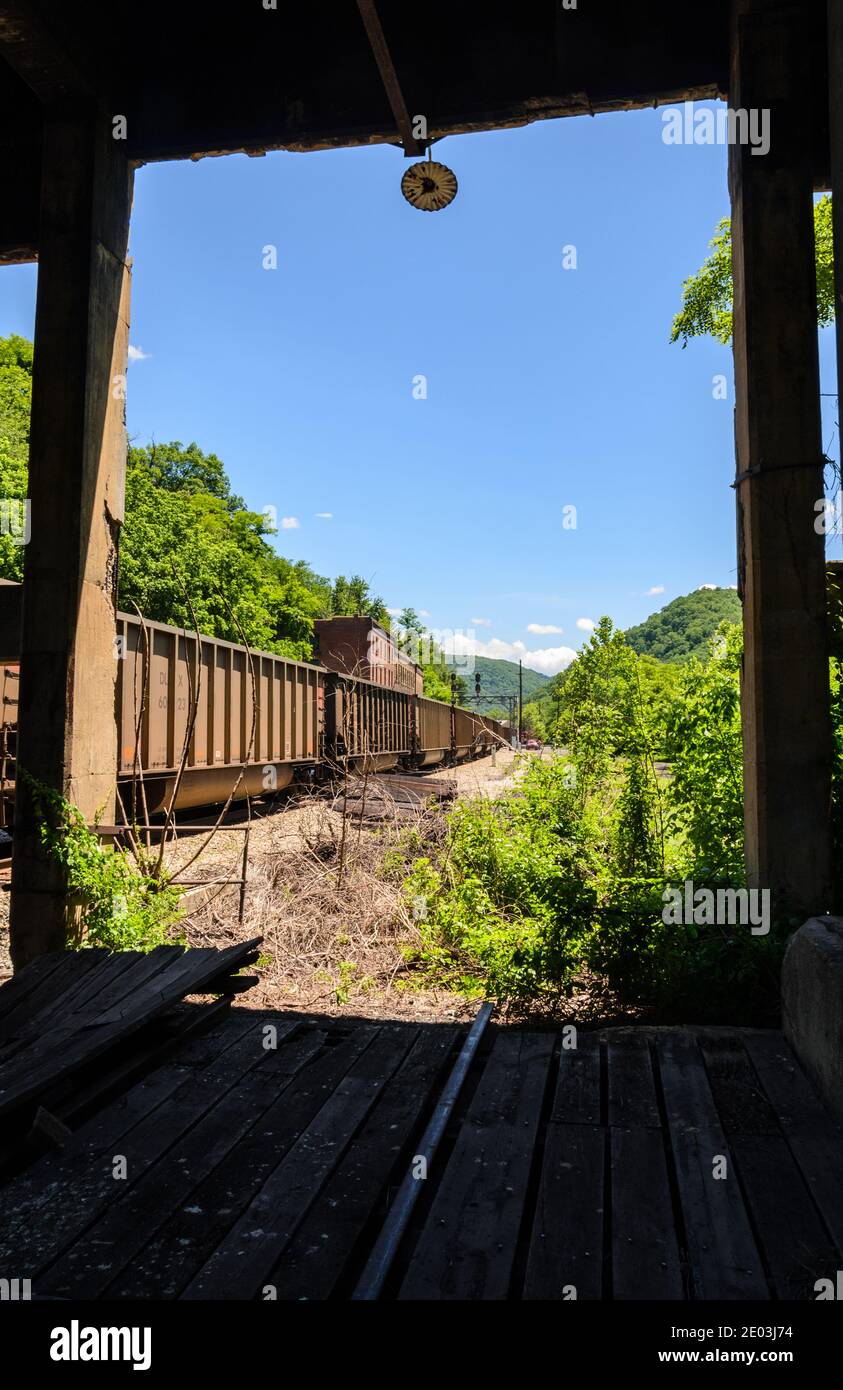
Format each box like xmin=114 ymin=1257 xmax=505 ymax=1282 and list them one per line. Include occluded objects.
xmin=523 ymin=1123 xmax=604 ymax=1301
xmin=0 ymin=948 xmax=178 ymax=1061
xmin=728 ymin=1134 xmax=839 ymax=1299
xmin=0 ymin=956 xmax=95 ymax=1034
xmin=549 ymin=1032 xmax=600 ymax=1125
xmin=610 ymin=1127 xmax=684 ymax=1300
xmin=606 ymin=1032 xmax=660 ymax=1129
xmin=699 ymin=1035 xmax=780 ymax=1137
xmin=182 ymin=1024 xmax=419 ymax=1300
xmin=0 ymin=1014 xmax=279 ymax=1279
xmin=744 ymin=1033 xmax=843 ymax=1255
xmin=0 ymin=1011 xmax=259 ymax=1251
xmin=0 ymin=940 xmax=261 ymax=1117
xmin=268 ymin=1026 xmax=457 ymax=1301
xmin=656 ymin=1034 xmax=767 ymax=1299
xmin=107 ymin=1026 xmax=374 ymax=1298
xmin=398 ymin=1031 xmax=555 ymax=1300
xmin=743 ymin=1033 xmax=843 ymax=1138
xmin=43 ymin=1022 xmax=322 ymax=1297
xmin=0 ymin=951 xmax=108 ymax=1044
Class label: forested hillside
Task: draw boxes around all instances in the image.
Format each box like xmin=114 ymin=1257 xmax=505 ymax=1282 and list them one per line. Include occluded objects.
xmin=522 ymin=587 xmax=740 ymax=740
xmin=472 ymin=656 xmax=549 ymax=702
xmin=624 ymin=587 xmax=741 ymax=663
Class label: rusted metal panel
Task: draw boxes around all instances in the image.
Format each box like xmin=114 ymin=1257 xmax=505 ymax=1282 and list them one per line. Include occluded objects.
xmin=414 ymin=695 xmax=451 ymax=766
xmin=325 ymin=673 xmax=411 ymax=767
xmin=114 ymin=612 xmax=323 ymax=783
xmin=453 ymin=706 xmax=483 ymax=760
xmin=0 ymin=663 xmax=19 ymax=726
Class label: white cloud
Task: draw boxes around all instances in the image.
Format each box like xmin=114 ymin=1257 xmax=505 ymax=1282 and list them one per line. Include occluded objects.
xmin=445 ymin=631 xmax=576 ymax=677
xmin=647 ymin=585 xmax=665 ymax=596
xmin=576 ymin=617 xmax=596 ymax=632
xmin=387 ymin=607 xmax=402 ymax=617
xmin=315 ymin=511 xmax=333 ymax=519
xmin=698 ymin=583 xmax=717 ymax=590
xmin=527 ymin=623 xmax=563 ymax=635
xmin=419 ymin=609 xmax=431 ymax=618
xmin=281 ymin=516 xmax=300 ymax=529
xmin=127 ymin=344 xmax=150 ymax=362
xmin=471 ymin=617 xmax=492 ymax=627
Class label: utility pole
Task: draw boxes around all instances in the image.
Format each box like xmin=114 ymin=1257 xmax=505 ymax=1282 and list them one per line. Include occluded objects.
xmin=518 ymin=659 xmax=523 ymax=748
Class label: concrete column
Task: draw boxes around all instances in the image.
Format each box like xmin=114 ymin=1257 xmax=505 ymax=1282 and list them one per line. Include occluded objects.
xmin=9 ymin=101 xmax=132 ymax=968
xmin=729 ymin=0 xmax=832 ymax=916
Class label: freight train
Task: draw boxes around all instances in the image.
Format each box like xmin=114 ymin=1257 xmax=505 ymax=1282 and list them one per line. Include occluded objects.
xmin=0 ymin=601 xmax=511 ymax=818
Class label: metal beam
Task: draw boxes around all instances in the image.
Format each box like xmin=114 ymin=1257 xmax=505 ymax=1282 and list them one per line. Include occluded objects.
xmin=355 ymin=0 xmax=426 ymax=156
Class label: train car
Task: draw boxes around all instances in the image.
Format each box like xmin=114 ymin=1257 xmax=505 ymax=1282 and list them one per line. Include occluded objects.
xmin=116 ymin=613 xmax=324 ymax=814
xmin=0 ymin=583 xmax=510 ymax=817
xmin=411 ymin=695 xmax=451 ymax=769
xmin=453 ymin=705 xmax=487 ymax=762
xmin=322 ymin=672 xmax=412 ymax=773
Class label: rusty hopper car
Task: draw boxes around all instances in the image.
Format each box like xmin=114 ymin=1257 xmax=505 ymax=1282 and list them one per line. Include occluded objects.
xmin=116 ymin=613 xmax=323 ymax=814
xmin=412 ymin=695 xmax=452 ymax=768
xmin=323 ymin=673 xmax=412 ymax=772
xmin=0 ymin=583 xmax=512 ymax=817
xmin=453 ymin=705 xmax=484 ymax=762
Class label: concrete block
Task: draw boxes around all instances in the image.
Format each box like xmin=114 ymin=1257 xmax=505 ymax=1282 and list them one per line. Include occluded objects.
xmin=782 ymin=916 xmax=843 ymax=1120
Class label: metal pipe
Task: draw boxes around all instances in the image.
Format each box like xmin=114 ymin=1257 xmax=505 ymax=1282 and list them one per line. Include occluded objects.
xmin=351 ymin=1000 xmax=494 ymax=1300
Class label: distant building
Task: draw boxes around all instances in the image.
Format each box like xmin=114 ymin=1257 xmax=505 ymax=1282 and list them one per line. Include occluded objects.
xmin=313 ymin=616 xmax=424 ymax=696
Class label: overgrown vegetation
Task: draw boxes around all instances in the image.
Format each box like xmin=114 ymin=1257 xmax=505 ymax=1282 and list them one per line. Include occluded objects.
xmin=402 ymin=618 xmax=791 ymax=1023
xmin=21 ymin=770 xmax=183 ymax=951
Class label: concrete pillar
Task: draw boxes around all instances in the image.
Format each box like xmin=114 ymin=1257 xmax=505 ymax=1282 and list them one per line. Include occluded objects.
xmin=729 ymin=0 xmax=832 ymax=916
xmin=9 ymin=101 xmax=132 ymax=968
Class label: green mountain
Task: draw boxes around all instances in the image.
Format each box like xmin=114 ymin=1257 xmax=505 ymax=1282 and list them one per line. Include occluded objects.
xmin=624 ymin=587 xmax=741 ymax=663
xmin=468 ymin=656 xmax=550 ymax=704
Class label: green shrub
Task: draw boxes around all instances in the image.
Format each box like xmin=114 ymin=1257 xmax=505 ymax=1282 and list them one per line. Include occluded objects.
xmin=22 ymin=770 xmax=183 ymax=951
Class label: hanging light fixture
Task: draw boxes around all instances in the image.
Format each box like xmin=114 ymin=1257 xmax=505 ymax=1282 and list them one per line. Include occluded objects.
xmin=400 ymin=158 xmax=458 ymax=212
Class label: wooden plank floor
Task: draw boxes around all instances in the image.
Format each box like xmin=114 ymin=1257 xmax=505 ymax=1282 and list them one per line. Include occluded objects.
xmin=1 ymin=1016 xmax=842 ymax=1300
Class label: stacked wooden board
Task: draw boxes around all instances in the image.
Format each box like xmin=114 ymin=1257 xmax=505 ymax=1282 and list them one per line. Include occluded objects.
xmin=0 ymin=941 xmax=261 ymax=1172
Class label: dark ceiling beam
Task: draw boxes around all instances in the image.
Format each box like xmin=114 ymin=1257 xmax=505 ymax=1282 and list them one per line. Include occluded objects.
xmin=0 ymin=1 xmax=93 ymax=102
xmin=355 ymin=0 xmax=426 ymax=156
xmin=0 ymin=129 xmax=40 ymax=262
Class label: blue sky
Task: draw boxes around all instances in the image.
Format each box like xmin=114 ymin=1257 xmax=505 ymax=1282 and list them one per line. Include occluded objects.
xmin=2 ymin=105 xmax=838 ymax=674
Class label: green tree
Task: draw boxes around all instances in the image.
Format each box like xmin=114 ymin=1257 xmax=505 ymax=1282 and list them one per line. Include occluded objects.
xmin=670 ymin=196 xmax=834 ymax=347
xmin=665 ymin=623 xmax=745 ymax=881
xmin=624 ymin=587 xmax=741 ymax=664
xmin=0 ymin=334 xmax=34 ymax=582
xmin=119 ymin=458 xmax=321 ymax=657
xmin=330 ymin=573 xmax=389 ymax=626
xmin=129 ymin=440 xmax=246 ymax=511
